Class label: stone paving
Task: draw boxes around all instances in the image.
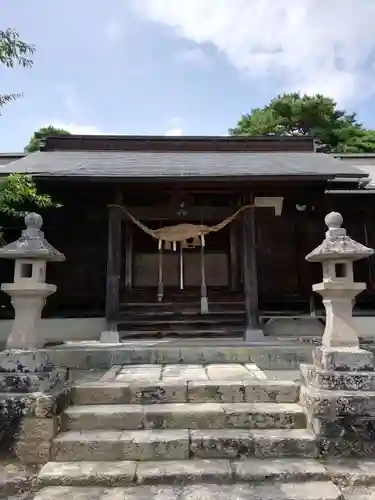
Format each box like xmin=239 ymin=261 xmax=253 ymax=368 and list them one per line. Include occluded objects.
xmin=114 ymin=363 xmax=268 ymax=383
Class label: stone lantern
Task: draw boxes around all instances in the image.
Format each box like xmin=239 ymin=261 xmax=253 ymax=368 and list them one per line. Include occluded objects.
xmin=300 ymin=212 xmax=375 ymax=457
xmin=0 ymin=212 xmax=65 ymax=349
xmin=306 ymin=211 xmax=373 ymax=349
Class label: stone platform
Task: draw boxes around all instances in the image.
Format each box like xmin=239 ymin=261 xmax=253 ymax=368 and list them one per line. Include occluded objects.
xmin=44 ymin=338 xmax=315 ymax=371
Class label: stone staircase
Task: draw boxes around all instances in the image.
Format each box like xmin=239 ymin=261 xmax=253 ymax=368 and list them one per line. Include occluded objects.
xmin=32 ymin=362 xmax=343 ymax=499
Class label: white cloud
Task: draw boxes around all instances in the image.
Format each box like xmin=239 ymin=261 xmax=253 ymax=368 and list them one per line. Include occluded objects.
xmin=134 ymin=0 xmax=375 ymax=103
xmin=36 ymin=121 xmax=105 ymax=135
xmin=165 ymin=127 xmax=184 ymax=136
xmin=176 ymin=47 xmax=212 ymax=69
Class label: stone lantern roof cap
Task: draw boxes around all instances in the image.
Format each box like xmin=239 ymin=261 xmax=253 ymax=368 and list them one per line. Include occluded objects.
xmin=306 ymin=212 xmax=374 ymax=263
xmin=0 ymin=212 xmax=65 ymax=261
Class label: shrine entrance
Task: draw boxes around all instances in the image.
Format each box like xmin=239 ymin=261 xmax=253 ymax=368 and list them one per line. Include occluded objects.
xmin=131 ymin=220 xmax=231 ymax=298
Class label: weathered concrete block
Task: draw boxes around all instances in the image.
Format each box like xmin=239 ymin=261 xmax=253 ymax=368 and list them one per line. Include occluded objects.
xmin=190 ymin=429 xmax=254 ymax=459
xmin=252 ymin=429 xmax=317 ymax=458
xmin=313 ymin=347 xmax=374 ymax=372
xmin=143 ymin=402 xmax=225 ymax=430
xmin=52 ymin=430 xmax=125 ymax=461
xmin=301 ymin=363 xmax=375 ymax=391
xmin=14 ymin=438 xmax=52 ymax=464
xmin=0 ymin=462 xmax=39 ymax=498
xmin=0 ymin=369 xmax=65 ymax=393
xmin=300 ymin=384 xmax=375 ymax=417
xmin=231 ymin=457 xmax=328 ymax=482
xmin=32 ymin=482 xmax=342 ymax=500
xmin=111 ymin=348 xmax=154 ymax=366
xmin=64 ymin=404 xmax=143 ymax=431
xmin=180 ymin=483 xmax=342 ymax=500
xmin=205 ymin=364 xmax=251 ymax=380
xmin=121 ymin=429 xmax=189 ymax=461
xmin=319 ymin=438 xmax=375 ymax=457
xmin=222 ymin=402 xmax=305 ymax=429
xmin=0 ymin=349 xmax=53 ymax=373
xmin=136 ymin=459 xmax=232 ymax=485
xmin=116 ymin=365 xmax=162 ymax=383
xmin=19 ymin=416 xmax=60 ymax=440
xmin=161 ymin=365 xmax=207 ymax=381
xmin=244 ymin=380 xmax=299 ymax=403
xmin=130 ymin=381 xmax=187 ymax=404
xmin=323 ymin=458 xmax=375 ymax=487
xmin=72 ymin=383 xmax=131 ymax=405
xmin=187 ymin=380 xmax=245 ymax=403
xmin=37 ymin=460 xmax=136 ymax=487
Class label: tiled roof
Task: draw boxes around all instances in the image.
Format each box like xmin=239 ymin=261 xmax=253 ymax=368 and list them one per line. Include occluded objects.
xmin=0 ymin=150 xmax=366 ymax=179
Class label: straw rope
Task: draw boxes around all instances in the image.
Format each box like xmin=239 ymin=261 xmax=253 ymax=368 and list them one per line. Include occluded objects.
xmin=111 ymin=204 xmax=254 ymax=250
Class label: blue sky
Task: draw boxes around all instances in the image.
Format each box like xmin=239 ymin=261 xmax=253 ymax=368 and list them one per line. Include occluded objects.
xmin=1 ymin=0 xmax=375 ymax=152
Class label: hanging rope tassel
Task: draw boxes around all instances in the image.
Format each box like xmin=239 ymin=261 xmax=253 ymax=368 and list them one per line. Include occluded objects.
xmin=192 ymin=235 xmax=200 ymax=247
xmin=200 ymin=234 xmax=209 ymax=314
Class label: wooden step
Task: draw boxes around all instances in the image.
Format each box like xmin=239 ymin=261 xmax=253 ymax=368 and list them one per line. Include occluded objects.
xmin=118 ymin=317 xmax=245 ymax=327
xmin=118 ymin=328 xmax=244 ymax=339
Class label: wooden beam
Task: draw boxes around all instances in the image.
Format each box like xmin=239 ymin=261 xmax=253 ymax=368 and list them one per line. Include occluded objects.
xmin=120 ymin=206 xmax=234 ymax=221
xmin=105 ymin=198 xmax=122 ymax=333
xmin=242 ymin=195 xmax=264 ymax=340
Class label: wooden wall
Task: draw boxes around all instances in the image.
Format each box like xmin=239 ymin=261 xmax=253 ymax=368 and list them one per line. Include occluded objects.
xmin=0 ymin=179 xmax=374 ymax=318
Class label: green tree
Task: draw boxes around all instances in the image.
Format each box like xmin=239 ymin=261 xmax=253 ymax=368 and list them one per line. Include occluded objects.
xmin=0 ymin=174 xmax=61 ymax=242
xmin=25 ymin=125 xmax=71 ymax=152
xmin=0 ymin=28 xmax=35 ymax=113
xmin=229 ymin=92 xmax=375 ymax=153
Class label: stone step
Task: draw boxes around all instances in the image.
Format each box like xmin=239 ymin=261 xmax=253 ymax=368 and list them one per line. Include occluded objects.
xmin=33 ymin=481 xmax=342 ymax=500
xmin=64 ymin=402 xmax=306 ymax=431
xmin=52 ymin=428 xmax=317 ymax=462
xmin=47 ymin=343 xmax=313 ymax=370
xmin=37 ymin=457 xmax=329 ymax=487
xmin=72 ymin=379 xmax=299 ymax=405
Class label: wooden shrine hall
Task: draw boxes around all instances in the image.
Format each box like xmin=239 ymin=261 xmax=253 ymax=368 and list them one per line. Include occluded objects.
xmin=0 ymin=134 xmax=371 ymax=341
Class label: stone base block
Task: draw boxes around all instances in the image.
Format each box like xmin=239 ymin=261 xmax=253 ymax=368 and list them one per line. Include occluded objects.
xmin=14 ymin=438 xmax=52 ymax=464
xmin=308 ymin=414 xmax=375 ymax=441
xmin=100 ymin=330 xmax=120 ymax=343
xmin=319 ymin=438 xmax=375 ymax=457
xmin=0 ymin=349 xmax=53 ymax=373
xmin=313 ymin=346 xmax=374 ymax=372
xmin=300 ymin=363 xmax=375 ymax=391
xmin=300 ymin=384 xmax=375 ymax=417
xmin=0 ymin=369 xmax=66 ymax=393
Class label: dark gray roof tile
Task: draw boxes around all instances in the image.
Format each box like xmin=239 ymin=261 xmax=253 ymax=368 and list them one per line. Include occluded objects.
xmin=0 ymin=150 xmax=366 ymax=179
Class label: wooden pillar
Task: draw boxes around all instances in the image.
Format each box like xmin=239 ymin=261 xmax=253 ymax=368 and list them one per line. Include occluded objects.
xmin=230 ymin=221 xmax=239 ymax=291
xmin=102 ymin=194 xmax=122 ymax=342
xmin=242 ymin=194 xmax=264 ymax=341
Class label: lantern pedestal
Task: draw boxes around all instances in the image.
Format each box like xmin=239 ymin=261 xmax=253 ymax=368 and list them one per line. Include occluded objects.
xmin=313 ymin=281 xmax=365 ymax=348
xmin=2 ymin=283 xmax=56 ymax=349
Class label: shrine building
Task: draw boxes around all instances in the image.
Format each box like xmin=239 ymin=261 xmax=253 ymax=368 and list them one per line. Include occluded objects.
xmin=0 ymin=134 xmax=374 ymax=344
